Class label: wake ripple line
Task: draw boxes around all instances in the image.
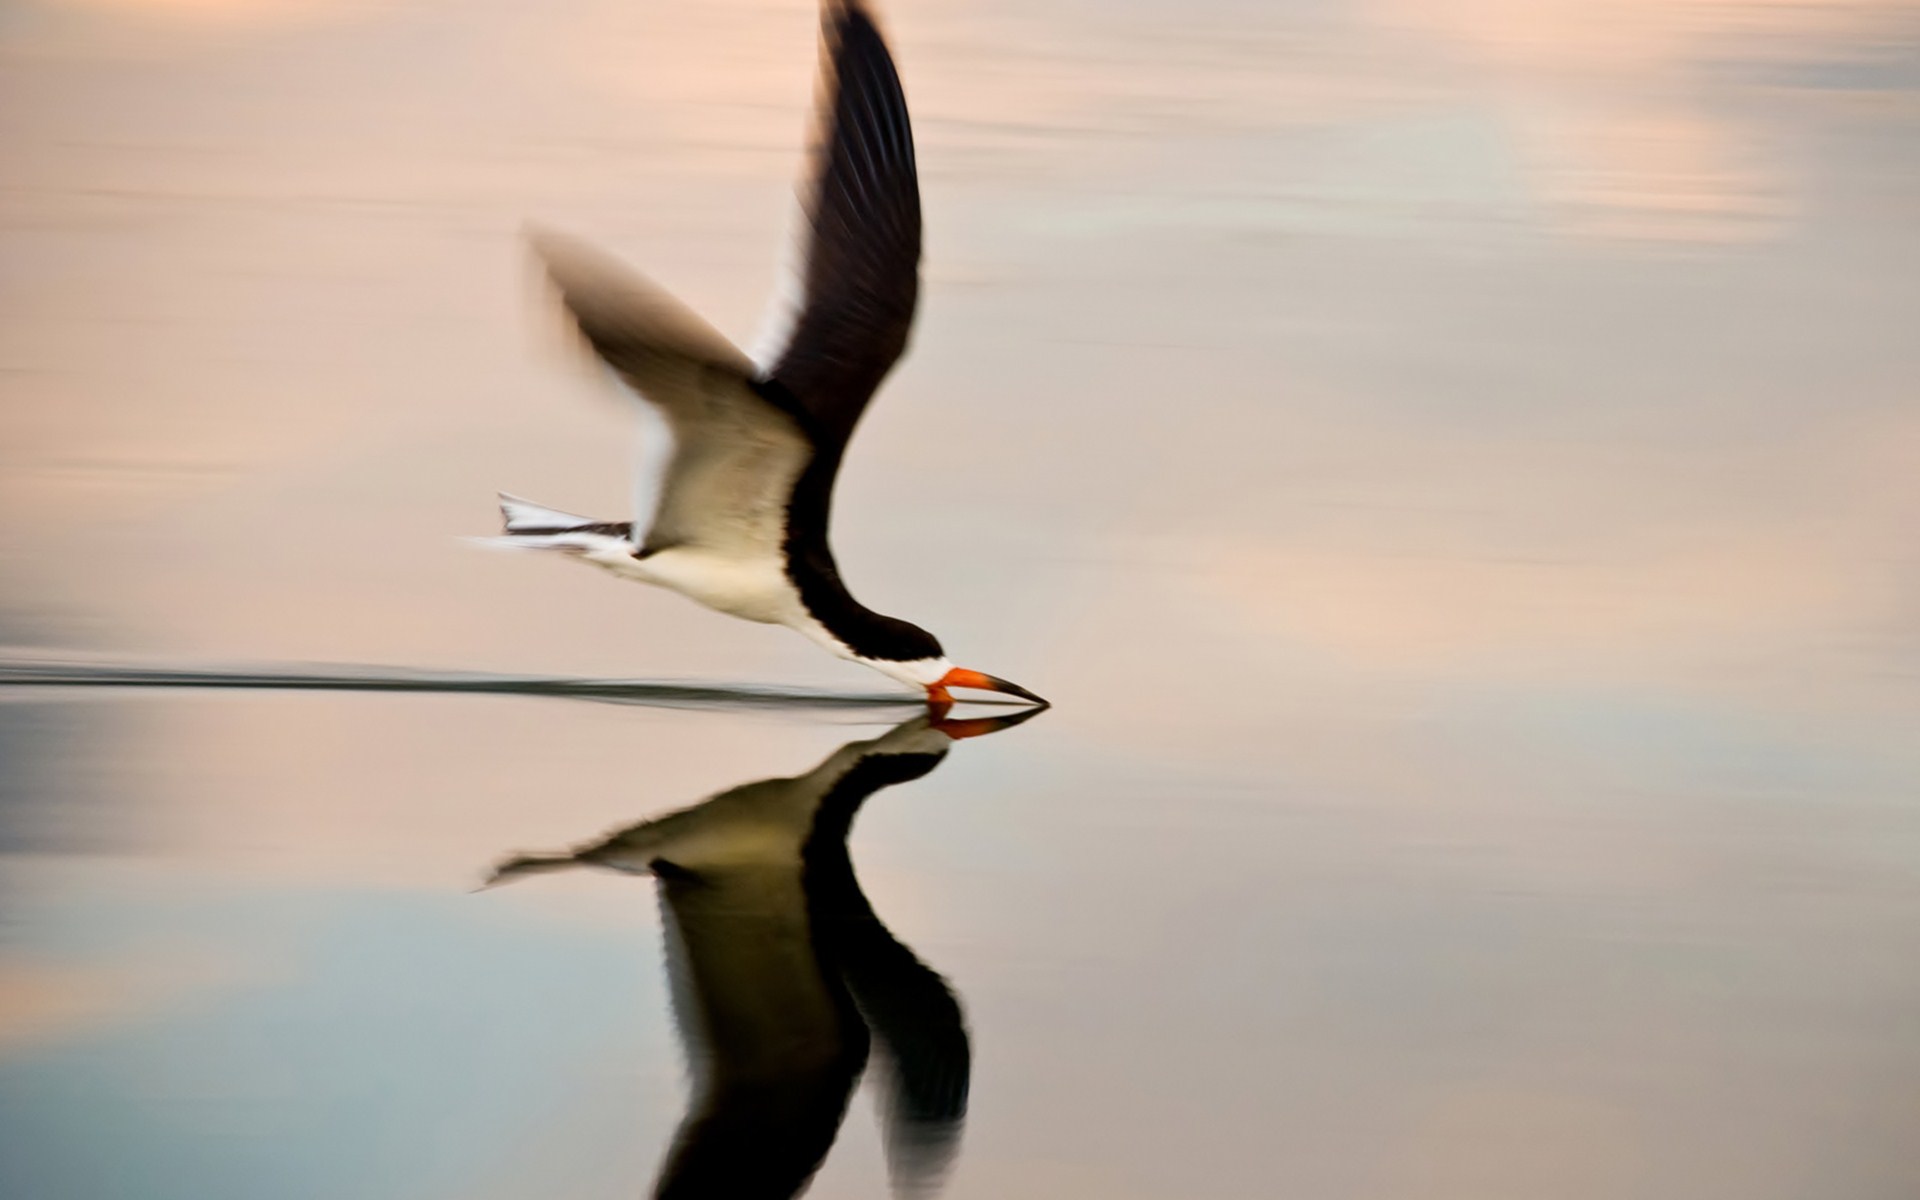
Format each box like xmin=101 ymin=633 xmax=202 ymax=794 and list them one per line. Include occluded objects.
xmin=0 ymin=658 xmax=935 ymax=713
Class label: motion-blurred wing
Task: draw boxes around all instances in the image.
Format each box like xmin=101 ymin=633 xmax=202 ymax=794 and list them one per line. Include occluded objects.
xmin=759 ymin=0 xmax=922 ymax=449
xmin=530 ymin=227 xmax=811 ymax=556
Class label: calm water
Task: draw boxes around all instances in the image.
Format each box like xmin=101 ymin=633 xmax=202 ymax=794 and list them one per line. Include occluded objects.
xmin=4 ymin=0 xmax=1920 ymax=1196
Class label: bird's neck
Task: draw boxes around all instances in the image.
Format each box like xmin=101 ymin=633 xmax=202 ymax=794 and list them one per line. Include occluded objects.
xmin=780 ymin=454 xmax=946 ymax=672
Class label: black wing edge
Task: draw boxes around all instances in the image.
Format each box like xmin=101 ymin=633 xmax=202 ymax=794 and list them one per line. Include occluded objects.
xmin=765 ymin=0 xmax=923 ymax=447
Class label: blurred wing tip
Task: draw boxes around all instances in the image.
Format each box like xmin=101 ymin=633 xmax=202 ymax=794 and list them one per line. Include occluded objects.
xmin=521 ymin=220 xmax=565 ymax=261
xmin=522 ymin=222 xmax=596 ymax=282
xmin=819 ymin=0 xmax=897 ymax=86
xmin=521 ymin=224 xmax=630 ymax=296
xmin=824 ymin=0 xmax=879 ymax=34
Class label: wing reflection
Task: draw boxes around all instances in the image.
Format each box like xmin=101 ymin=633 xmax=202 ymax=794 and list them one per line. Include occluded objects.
xmin=489 ymin=709 xmax=1041 ymax=1198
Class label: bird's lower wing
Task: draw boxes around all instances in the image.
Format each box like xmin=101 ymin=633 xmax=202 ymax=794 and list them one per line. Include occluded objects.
xmin=642 ymin=375 xmax=811 ymax=558
xmin=529 ymin=227 xmax=813 ymax=558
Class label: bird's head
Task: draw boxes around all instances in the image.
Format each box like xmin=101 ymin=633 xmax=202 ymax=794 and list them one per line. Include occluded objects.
xmin=845 ymin=615 xmax=1045 ymax=711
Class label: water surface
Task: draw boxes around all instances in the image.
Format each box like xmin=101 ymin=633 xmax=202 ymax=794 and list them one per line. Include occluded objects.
xmin=3 ymin=0 xmax=1919 ymax=1195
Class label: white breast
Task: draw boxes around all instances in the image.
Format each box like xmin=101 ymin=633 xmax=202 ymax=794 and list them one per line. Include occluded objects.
xmin=587 ymin=542 xmax=948 ymax=690
xmin=596 ymin=546 xmax=793 ymax=625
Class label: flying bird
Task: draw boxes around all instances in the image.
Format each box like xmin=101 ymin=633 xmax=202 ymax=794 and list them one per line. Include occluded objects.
xmin=489 ymin=0 xmax=1044 ymax=710
xmin=486 ymin=709 xmax=1037 ymax=1197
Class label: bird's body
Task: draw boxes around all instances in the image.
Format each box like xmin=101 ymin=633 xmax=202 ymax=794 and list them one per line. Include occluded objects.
xmin=486 ymin=0 xmax=1042 ymax=708
xmin=500 ymin=501 xmax=799 ymax=628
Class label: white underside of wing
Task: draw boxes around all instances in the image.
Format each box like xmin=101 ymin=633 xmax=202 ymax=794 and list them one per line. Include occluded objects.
xmin=620 ymin=363 xmax=676 ymax=538
xmin=745 ymin=199 xmax=809 ymax=373
xmin=604 ymin=362 xmax=809 ymax=561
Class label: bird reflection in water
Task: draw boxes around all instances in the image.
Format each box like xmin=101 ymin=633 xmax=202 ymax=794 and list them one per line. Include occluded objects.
xmin=488 ymin=709 xmax=1039 ymax=1198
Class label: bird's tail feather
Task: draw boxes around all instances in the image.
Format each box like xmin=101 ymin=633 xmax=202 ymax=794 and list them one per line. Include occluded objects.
xmin=498 ymin=493 xmax=598 ymax=533
xmin=474 ymin=493 xmax=635 ymax=553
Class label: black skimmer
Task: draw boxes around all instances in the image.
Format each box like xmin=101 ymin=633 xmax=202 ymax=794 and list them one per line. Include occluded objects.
xmin=489 ymin=0 xmax=1044 ymax=711
xmin=487 ymin=710 xmax=1036 ymax=1196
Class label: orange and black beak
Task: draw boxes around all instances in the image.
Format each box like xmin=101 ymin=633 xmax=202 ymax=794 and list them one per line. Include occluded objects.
xmin=926 ymin=667 xmax=1048 ymax=711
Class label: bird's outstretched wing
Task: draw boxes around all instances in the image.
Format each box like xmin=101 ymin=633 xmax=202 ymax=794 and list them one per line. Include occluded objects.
xmin=758 ymin=0 xmax=922 ymax=450
xmin=529 ymin=228 xmax=811 ymax=557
